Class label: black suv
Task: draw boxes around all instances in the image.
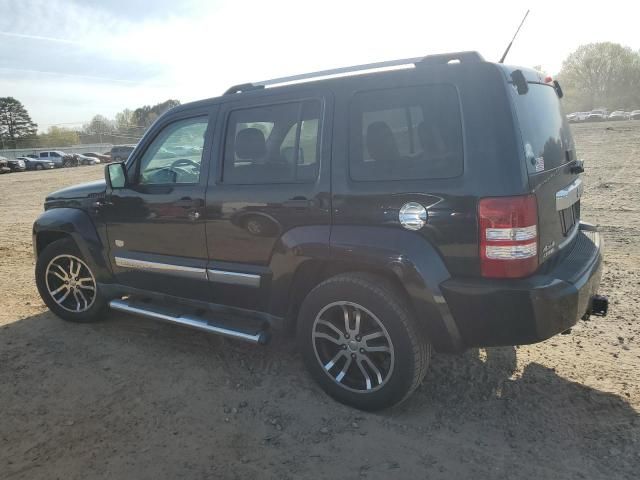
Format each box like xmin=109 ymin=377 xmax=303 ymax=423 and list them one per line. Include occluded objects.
xmin=33 ymin=52 xmax=607 ymax=410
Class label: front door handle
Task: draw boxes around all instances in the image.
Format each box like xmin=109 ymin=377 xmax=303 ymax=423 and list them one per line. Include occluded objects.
xmin=283 ymin=197 xmax=311 ymax=208
xmin=92 ymin=199 xmax=113 ymax=209
xmin=188 ymin=210 xmax=201 ymax=221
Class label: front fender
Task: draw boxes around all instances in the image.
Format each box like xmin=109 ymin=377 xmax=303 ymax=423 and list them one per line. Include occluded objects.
xmin=33 ymin=208 xmax=113 ymax=283
xmin=329 ymin=226 xmax=463 ymax=352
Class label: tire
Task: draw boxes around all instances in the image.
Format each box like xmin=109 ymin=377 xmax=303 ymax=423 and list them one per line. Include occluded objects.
xmin=297 ymin=272 xmax=431 ymax=410
xmin=35 ymin=164 xmax=43 ymax=170
xmin=35 ymin=238 xmax=106 ymax=322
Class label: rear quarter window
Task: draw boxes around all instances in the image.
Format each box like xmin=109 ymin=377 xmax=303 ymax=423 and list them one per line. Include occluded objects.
xmin=510 ymin=83 xmax=573 ymax=173
xmin=349 ymin=84 xmax=463 ymax=181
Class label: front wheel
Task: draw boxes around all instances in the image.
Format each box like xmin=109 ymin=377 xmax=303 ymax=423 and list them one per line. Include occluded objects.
xmin=297 ymin=273 xmax=431 ymax=410
xmin=35 ymin=238 xmax=106 ymax=322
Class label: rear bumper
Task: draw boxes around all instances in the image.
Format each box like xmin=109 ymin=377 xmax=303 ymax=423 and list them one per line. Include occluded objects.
xmin=441 ymin=223 xmax=604 ymax=348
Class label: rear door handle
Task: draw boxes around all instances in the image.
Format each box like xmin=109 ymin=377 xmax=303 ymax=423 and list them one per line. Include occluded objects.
xmin=175 ymin=197 xmax=199 ymax=208
xmin=283 ymin=198 xmax=311 ymax=208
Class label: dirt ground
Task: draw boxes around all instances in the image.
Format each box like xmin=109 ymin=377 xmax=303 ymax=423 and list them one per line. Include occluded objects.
xmin=1 ymin=121 xmax=639 ymax=479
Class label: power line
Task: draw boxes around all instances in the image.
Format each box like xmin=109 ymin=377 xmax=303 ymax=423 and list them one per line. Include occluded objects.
xmin=0 ymin=67 xmax=144 ymax=85
xmin=0 ymin=31 xmax=80 ymax=45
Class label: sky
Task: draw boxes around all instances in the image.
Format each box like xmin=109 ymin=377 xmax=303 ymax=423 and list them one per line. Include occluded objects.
xmin=1 ymin=0 xmax=639 ymax=131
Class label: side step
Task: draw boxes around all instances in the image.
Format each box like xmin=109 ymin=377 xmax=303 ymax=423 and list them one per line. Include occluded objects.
xmin=109 ymin=298 xmax=270 ymax=345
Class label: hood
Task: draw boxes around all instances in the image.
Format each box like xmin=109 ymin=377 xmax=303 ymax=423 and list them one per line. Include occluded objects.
xmin=45 ymin=179 xmax=106 ymax=208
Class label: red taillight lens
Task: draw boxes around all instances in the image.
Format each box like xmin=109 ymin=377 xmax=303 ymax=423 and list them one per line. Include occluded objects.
xmin=479 ymin=195 xmax=538 ymax=278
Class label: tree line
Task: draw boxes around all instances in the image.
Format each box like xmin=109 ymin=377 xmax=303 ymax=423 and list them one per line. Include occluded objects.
xmin=0 ymin=98 xmax=180 ymax=149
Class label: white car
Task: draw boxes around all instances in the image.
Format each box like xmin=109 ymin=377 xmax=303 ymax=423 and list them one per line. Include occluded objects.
xmin=76 ymin=154 xmax=100 ymax=165
xmin=608 ymin=111 xmax=628 ymax=121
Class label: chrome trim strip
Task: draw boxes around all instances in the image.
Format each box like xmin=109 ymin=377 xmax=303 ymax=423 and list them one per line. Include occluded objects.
xmin=558 ymin=221 xmax=581 ymax=250
xmin=114 ymin=257 xmax=207 ymax=280
xmin=108 ymin=299 xmax=266 ymax=344
xmin=207 ymin=269 xmax=261 ymax=288
xmin=556 ymin=178 xmax=583 ymax=211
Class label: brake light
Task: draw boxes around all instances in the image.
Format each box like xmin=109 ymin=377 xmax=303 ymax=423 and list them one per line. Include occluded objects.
xmin=479 ymin=195 xmax=538 ymax=278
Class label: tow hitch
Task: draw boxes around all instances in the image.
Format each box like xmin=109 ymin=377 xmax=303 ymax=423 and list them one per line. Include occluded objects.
xmin=582 ymin=294 xmax=609 ymax=320
xmin=591 ymin=295 xmax=609 ymax=316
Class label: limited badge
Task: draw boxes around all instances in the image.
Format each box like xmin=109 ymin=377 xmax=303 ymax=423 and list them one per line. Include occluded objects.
xmin=535 ymin=156 xmax=545 ymax=172
xmin=115 ymin=239 xmax=124 ymax=247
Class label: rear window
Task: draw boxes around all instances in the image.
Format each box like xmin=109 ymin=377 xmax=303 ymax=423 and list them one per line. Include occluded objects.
xmin=349 ymin=84 xmax=463 ymax=181
xmin=511 ymin=83 xmax=573 ymax=174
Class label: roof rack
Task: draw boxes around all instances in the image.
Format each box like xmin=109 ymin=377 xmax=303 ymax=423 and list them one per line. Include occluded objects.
xmin=223 ymin=51 xmax=484 ymax=95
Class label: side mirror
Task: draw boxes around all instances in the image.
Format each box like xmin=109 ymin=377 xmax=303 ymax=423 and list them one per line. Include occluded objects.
xmin=105 ymin=162 xmax=127 ymax=189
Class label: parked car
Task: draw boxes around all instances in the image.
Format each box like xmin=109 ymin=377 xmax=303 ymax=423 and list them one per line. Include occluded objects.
xmin=6 ymin=157 xmax=26 ymax=172
xmin=75 ymin=153 xmax=100 ymax=165
xmin=586 ymin=110 xmax=607 ymax=122
xmin=109 ymin=144 xmax=136 ymax=162
xmin=630 ymin=110 xmax=640 ymax=120
xmin=608 ymin=111 xmax=629 ymax=121
xmin=33 ymin=51 xmax=608 ymax=410
xmin=20 ymin=156 xmax=55 ymax=170
xmin=36 ymin=151 xmax=67 ymax=167
xmin=82 ymin=152 xmax=110 ymax=162
xmin=0 ymin=156 xmax=11 ymax=174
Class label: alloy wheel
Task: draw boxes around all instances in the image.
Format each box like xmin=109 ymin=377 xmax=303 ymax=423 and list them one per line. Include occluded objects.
xmin=312 ymin=301 xmax=394 ymax=393
xmin=45 ymin=254 xmax=97 ymax=312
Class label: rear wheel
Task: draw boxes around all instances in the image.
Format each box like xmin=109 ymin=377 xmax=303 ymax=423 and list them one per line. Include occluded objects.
xmin=35 ymin=238 xmax=106 ymax=322
xmin=35 ymin=164 xmax=43 ymax=170
xmin=297 ymin=273 xmax=430 ymax=410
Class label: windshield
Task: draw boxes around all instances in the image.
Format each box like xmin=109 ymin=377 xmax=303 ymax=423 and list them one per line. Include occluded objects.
xmin=510 ymin=83 xmax=574 ymax=174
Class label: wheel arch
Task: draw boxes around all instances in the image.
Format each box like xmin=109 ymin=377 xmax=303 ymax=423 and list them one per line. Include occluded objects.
xmin=270 ymin=225 xmax=464 ymax=352
xmin=33 ymin=208 xmax=113 ymax=283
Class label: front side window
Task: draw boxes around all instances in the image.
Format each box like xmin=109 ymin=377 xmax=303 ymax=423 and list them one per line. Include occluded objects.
xmin=223 ymin=100 xmax=321 ymax=184
xmin=349 ymin=85 xmax=463 ymax=181
xmin=137 ymin=117 xmax=208 ymax=185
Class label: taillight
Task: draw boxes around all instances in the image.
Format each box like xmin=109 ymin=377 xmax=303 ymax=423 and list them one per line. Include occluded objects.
xmin=478 ymin=195 xmax=538 ymax=278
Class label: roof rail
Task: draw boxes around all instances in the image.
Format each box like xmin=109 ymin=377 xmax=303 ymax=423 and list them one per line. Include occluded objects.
xmin=224 ymin=83 xmax=265 ymax=95
xmin=223 ymin=51 xmax=484 ymax=94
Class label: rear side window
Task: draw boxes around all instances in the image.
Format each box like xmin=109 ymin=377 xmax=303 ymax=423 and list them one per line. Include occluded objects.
xmin=510 ymin=83 xmax=573 ymax=173
xmin=349 ymin=85 xmax=463 ymax=181
xmin=223 ymin=100 xmax=321 ymax=184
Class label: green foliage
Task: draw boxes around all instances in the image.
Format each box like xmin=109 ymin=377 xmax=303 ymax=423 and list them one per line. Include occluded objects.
xmin=558 ymin=42 xmax=640 ymax=112
xmin=38 ymin=126 xmax=79 ymax=147
xmin=0 ymin=97 xmax=38 ymax=148
xmin=131 ymin=99 xmax=180 ymax=129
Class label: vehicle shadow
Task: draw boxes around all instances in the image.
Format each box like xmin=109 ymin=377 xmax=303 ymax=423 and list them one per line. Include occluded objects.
xmin=1 ymin=311 xmax=638 ymax=479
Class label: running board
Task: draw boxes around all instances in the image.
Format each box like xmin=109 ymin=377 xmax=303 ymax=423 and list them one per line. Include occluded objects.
xmin=108 ymin=298 xmax=270 ymax=345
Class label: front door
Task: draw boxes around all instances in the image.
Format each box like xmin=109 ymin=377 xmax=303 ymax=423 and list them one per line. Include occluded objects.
xmin=103 ymin=109 xmax=215 ymax=301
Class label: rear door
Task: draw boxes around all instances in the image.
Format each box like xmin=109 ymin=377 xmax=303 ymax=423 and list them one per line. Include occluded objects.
xmin=204 ymin=90 xmax=332 ymax=310
xmin=509 ymin=81 xmax=581 ymax=265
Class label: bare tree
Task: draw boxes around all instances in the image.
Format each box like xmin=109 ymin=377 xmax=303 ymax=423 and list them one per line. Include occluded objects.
xmin=558 ymin=43 xmax=640 ymax=111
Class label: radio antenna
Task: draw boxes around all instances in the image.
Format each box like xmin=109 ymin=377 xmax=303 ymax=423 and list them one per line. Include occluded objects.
xmin=499 ymin=9 xmax=530 ymax=64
